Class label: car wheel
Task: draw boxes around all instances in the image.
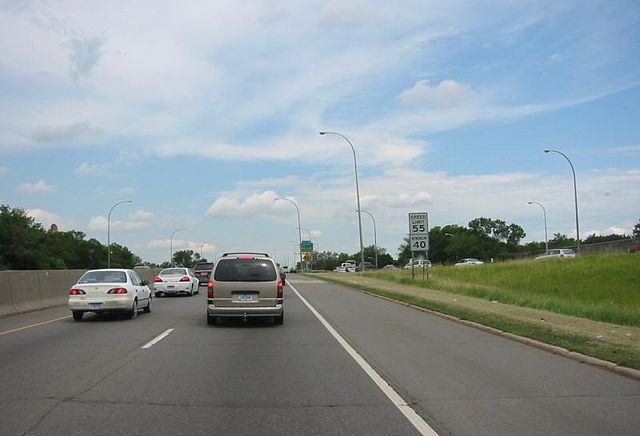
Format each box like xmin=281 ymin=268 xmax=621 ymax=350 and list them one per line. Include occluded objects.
xmin=155 ymin=292 xmax=161 ymax=298
xmin=143 ymin=298 xmax=151 ymax=313
xmin=190 ymin=285 xmax=194 ymax=296
xmin=274 ymin=312 xmax=284 ymax=325
xmin=127 ymin=300 xmax=138 ymax=319
xmin=207 ymin=314 xmax=217 ymax=325
xmin=72 ymin=311 xmax=83 ymax=321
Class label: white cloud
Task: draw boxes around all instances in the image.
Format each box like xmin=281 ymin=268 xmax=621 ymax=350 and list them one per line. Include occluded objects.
xmin=399 ymin=80 xmax=475 ymax=106
xmin=18 ymin=180 xmax=55 ymax=193
xmin=31 ymin=121 xmax=101 ymax=143
xmin=310 ymin=230 xmax=323 ymax=239
xmin=206 ymin=190 xmax=285 ymax=217
xmin=74 ymin=161 xmax=111 ymax=176
xmin=88 ymin=212 xmax=152 ymax=231
xmin=26 ymin=209 xmax=70 ymax=230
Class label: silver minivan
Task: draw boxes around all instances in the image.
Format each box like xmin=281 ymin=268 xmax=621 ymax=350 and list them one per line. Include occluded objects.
xmin=206 ymin=253 xmax=284 ymax=325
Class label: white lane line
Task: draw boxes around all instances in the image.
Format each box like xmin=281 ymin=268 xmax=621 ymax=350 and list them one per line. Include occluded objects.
xmin=141 ymin=328 xmax=174 ymax=349
xmin=288 ymin=282 xmax=438 ymax=436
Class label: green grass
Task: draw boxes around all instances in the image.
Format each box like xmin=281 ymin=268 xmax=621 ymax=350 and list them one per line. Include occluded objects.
xmin=316 ymin=274 xmax=640 ymax=369
xmin=365 ymin=253 xmax=640 ymax=326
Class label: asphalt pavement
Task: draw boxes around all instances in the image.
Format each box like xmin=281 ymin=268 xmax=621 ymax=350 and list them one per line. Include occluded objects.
xmin=1 ymin=275 xmax=639 ymax=435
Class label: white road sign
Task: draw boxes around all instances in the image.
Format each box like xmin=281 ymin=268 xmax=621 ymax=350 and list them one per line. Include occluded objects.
xmin=408 ymin=212 xmax=429 ymax=251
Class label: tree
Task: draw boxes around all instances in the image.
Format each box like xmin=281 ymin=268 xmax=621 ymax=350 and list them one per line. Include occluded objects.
xmin=172 ymin=250 xmax=197 ymax=268
xmin=633 ymin=219 xmax=640 ymax=238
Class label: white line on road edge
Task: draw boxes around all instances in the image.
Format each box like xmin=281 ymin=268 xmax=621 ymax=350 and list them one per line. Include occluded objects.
xmin=288 ymin=282 xmax=438 ymax=436
xmin=141 ymin=328 xmax=174 ymax=349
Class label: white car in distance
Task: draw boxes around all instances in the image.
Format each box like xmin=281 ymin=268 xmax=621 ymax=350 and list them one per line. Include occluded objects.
xmin=535 ymin=249 xmax=576 ymax=260
xmin=454 ymin=258 xmax=485 ymax=266
xmin=154 ymin=267 xmax=200 ymax=297
xmin=68 ymin=269 xmax=152 ymax=321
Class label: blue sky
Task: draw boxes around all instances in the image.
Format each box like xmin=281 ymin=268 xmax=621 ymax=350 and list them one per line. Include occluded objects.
xmin=1 ymin=0 xmax=639 ymax=265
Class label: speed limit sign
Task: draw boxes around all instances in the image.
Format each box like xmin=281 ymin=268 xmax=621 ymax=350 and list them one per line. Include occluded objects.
xmin=409 ymin=212 xmax=429 ymax=252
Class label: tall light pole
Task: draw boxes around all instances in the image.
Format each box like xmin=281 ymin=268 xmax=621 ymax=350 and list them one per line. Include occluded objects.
xmin=319 ymin=131 xmax=365 ymax=267
xmin=275 ymin=197 xmax=304 ymax=272
xmin=107 ymin=200 xmax=133 ymax=268
xmin=360 ymin=209 xmax=378 ymax=269
xmin=544 ymin=148 xmax=580 ymax=253
xmin=170 ymin=227 xmax=187 ymax=266
xmin=200 ymin=241 xmax=209 ymax=259
xmin=528 ymin=201 xmax=549 ymax=252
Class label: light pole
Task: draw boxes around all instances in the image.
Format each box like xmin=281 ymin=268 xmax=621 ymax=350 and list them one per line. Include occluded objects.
xmin=544 ymin=149 xmax=580 ymax=253
xmin=170 ymin=227 xmax=187 ymax=266
xmin=107 ymin=200 xmax=132 ymax=268
xmin=200 ymin=241 xmax=209 ymax=259
xmin=275 ymin=197 xmax=304 ymax=272
xmin=528 ymin=201 xmax=549 ymax=252
xmin=360 ymin=209 xmax=378 ymax=269
xmin=319 ymin=131 xmax=365 ymax=267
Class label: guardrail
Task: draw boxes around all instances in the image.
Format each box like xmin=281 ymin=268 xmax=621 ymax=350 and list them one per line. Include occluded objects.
xmin=0 ymin=268 xmax=161 ymax=318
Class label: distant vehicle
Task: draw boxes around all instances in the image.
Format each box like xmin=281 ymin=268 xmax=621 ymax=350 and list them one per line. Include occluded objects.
xmin=535 ymin=249 xmax=576 ymax=260
xmin=68 ymin=269 xmax=152 ymax=321
xmin=356 ymin=261 xmax=376 ymax=271
xmin=290 ymin=266 xmax=297 ymax=273
xmin=207 ymin=252 xmax=284 ymax=325
xmin=281 ymin=266 xmax=291 ymax=274
xmin=133 ymin=264 xmax=150 ymax=270
xmin=454 ymin=258 xmax=484 ymax=266
xmin=404 ymin=259 xmax=431 ymax=269
xmin=382 ymin=264 xmax=397 ymax=270
xmin=628 ymin=240 xmax=640 ymax=253
xmin=193 ymin=261 xmax=214 ymax=285
xmin=335 ymin=262 xmax=355 ymax=272
xmin=154 ymin=267 xmax=199 ymax=297
xmin=344 ymin=260 xmax=357 ymax=268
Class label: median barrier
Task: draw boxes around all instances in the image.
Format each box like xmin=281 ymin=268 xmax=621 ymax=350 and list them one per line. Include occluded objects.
xmin=0 ymin=268 xmax=161 ymax=318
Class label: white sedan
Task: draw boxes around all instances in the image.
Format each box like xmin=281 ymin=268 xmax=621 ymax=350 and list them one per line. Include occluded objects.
xmin=154 ymin=267 xmax=199 ymax=297
xmin=454 ymin=258 xmax=485 ymax=266
xmin=68 ymin=269 xmax=152 ymax=321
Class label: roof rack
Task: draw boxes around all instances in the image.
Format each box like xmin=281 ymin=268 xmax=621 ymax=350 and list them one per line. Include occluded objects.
xmin=221 ymin=252 xmax=270 ymax=258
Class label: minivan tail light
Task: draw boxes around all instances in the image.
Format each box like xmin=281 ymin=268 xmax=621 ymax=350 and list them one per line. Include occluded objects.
xmin=69 ymin=288 xmax=86 ymax=295
xmin=107 ymin=288 xmax=128 ymax=294
xmin=207 ymin=281 xmax=215 ymax=298
xmin=277 ymin=281 xmax=284 ymax=298
xmin=154 ymin=276 xmax=163 ymax=282
xmin=180 ymin=276 xmax=190 ymax=282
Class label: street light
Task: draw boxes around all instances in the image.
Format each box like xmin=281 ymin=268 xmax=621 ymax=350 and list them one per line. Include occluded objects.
xmin=275 ymin=197 xmax=304 ymax=272
xmin=360 ymin=209 xmax=378 ymax=269
xmin=544 ymin=149 xmax=580 ymax=253
xmin=107 ymin=200 xmax=133 ymax=268
xmin=170 ymin=227 xmax=187 ymax=265
xmin=528 ymin=201 xmax=549 ymax=252
xmin=319 ymin=131 xmax=365 ymax=267
xmin=200 ymin=241 xmax=209 ymax=259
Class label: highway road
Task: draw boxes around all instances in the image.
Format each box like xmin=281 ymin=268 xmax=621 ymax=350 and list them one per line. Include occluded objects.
xmin=1 ymin=275 xmax=639 ymax=435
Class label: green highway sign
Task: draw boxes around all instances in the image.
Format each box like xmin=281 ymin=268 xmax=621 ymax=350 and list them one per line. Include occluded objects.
xmin=300 ymin=240 xmax=314 ymax=252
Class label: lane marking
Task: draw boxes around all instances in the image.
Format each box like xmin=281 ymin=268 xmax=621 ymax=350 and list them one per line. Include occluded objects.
xmin=288 ymin=282 xmax=438 ymax=436
xmin=0 ymin=315 xmax=72 ymax=337
xmin=142 ymin=328 xmax=174 ymax=349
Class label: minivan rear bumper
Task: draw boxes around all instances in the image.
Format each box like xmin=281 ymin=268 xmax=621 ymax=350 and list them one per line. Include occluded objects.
xmin=207 ymin=303 xmax=283 ymax=317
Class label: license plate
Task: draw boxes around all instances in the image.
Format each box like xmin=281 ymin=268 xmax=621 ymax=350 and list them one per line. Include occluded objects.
xmin=167 ymin=285 xmax=175 ymax=289
xmin=237 ymin=294 xmax=255 ymax=302
xmin=89 ymin=303 xmax=103 ymax=309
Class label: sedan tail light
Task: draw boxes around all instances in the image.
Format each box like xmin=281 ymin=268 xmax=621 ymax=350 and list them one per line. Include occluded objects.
xmin=180 ymin=276 xmax=191 ymax=282
xmin=154 ymin=276 xmax=163 ymax=282
xmin=69 ymin=288 xmax=86 ymax=295
xmin=207 ymin=281 xmax=215 ymax=298
xmin=107 ymin=288 xmax=128 ymax=294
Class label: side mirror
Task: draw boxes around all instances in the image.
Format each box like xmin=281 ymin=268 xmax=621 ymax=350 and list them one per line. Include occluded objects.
xmin=141 ymin=280 xmax=148 ymax=286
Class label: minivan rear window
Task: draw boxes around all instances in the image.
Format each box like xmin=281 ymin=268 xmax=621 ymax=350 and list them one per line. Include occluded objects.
xmin=214 ymin=259 xmax=277 ymax=282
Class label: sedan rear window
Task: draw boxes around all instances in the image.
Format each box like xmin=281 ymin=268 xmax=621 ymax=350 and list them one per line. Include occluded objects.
xmin=194 ymin=263 xmax=213 ymax=270
xmin=161 ymin=268 xmax=187 ymax=275
xmin=214 ymin=259 xmax=277 ymax=282
xmin=78 ymin=271 xmax=127 ymax=284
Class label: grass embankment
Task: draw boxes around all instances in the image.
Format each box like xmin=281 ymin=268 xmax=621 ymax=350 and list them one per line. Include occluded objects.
xmin=312 ymin=253 xmax=640 ymax=370
xmin=367 ymin=253 xmax=640 ymax=326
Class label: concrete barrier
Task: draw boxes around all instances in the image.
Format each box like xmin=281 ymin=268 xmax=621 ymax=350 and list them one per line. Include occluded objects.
xmin=0 ymin=268 xmax=161 ymax=318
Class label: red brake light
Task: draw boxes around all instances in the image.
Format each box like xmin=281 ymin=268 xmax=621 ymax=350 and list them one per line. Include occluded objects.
xmin=154 ymin=276 xmax=163 ymax=282
xmin=207 ymin=281 xmax=214 ymax=298
xmin=69 ymin=288 xmax=86 ymax=295
xmin=107 ymin=288 xmax=128 ymax=294
xmin=237 ymin=256 xmax=254 ymax=260
xmin=277 ymin=281 xmax=284 ymax=298
xmin=180 ymin=276 xmax=190 ymax=282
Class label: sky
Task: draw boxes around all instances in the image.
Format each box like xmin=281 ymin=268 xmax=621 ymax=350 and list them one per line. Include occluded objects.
xmin=1 ymin=0 xmax=639 ymax=265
